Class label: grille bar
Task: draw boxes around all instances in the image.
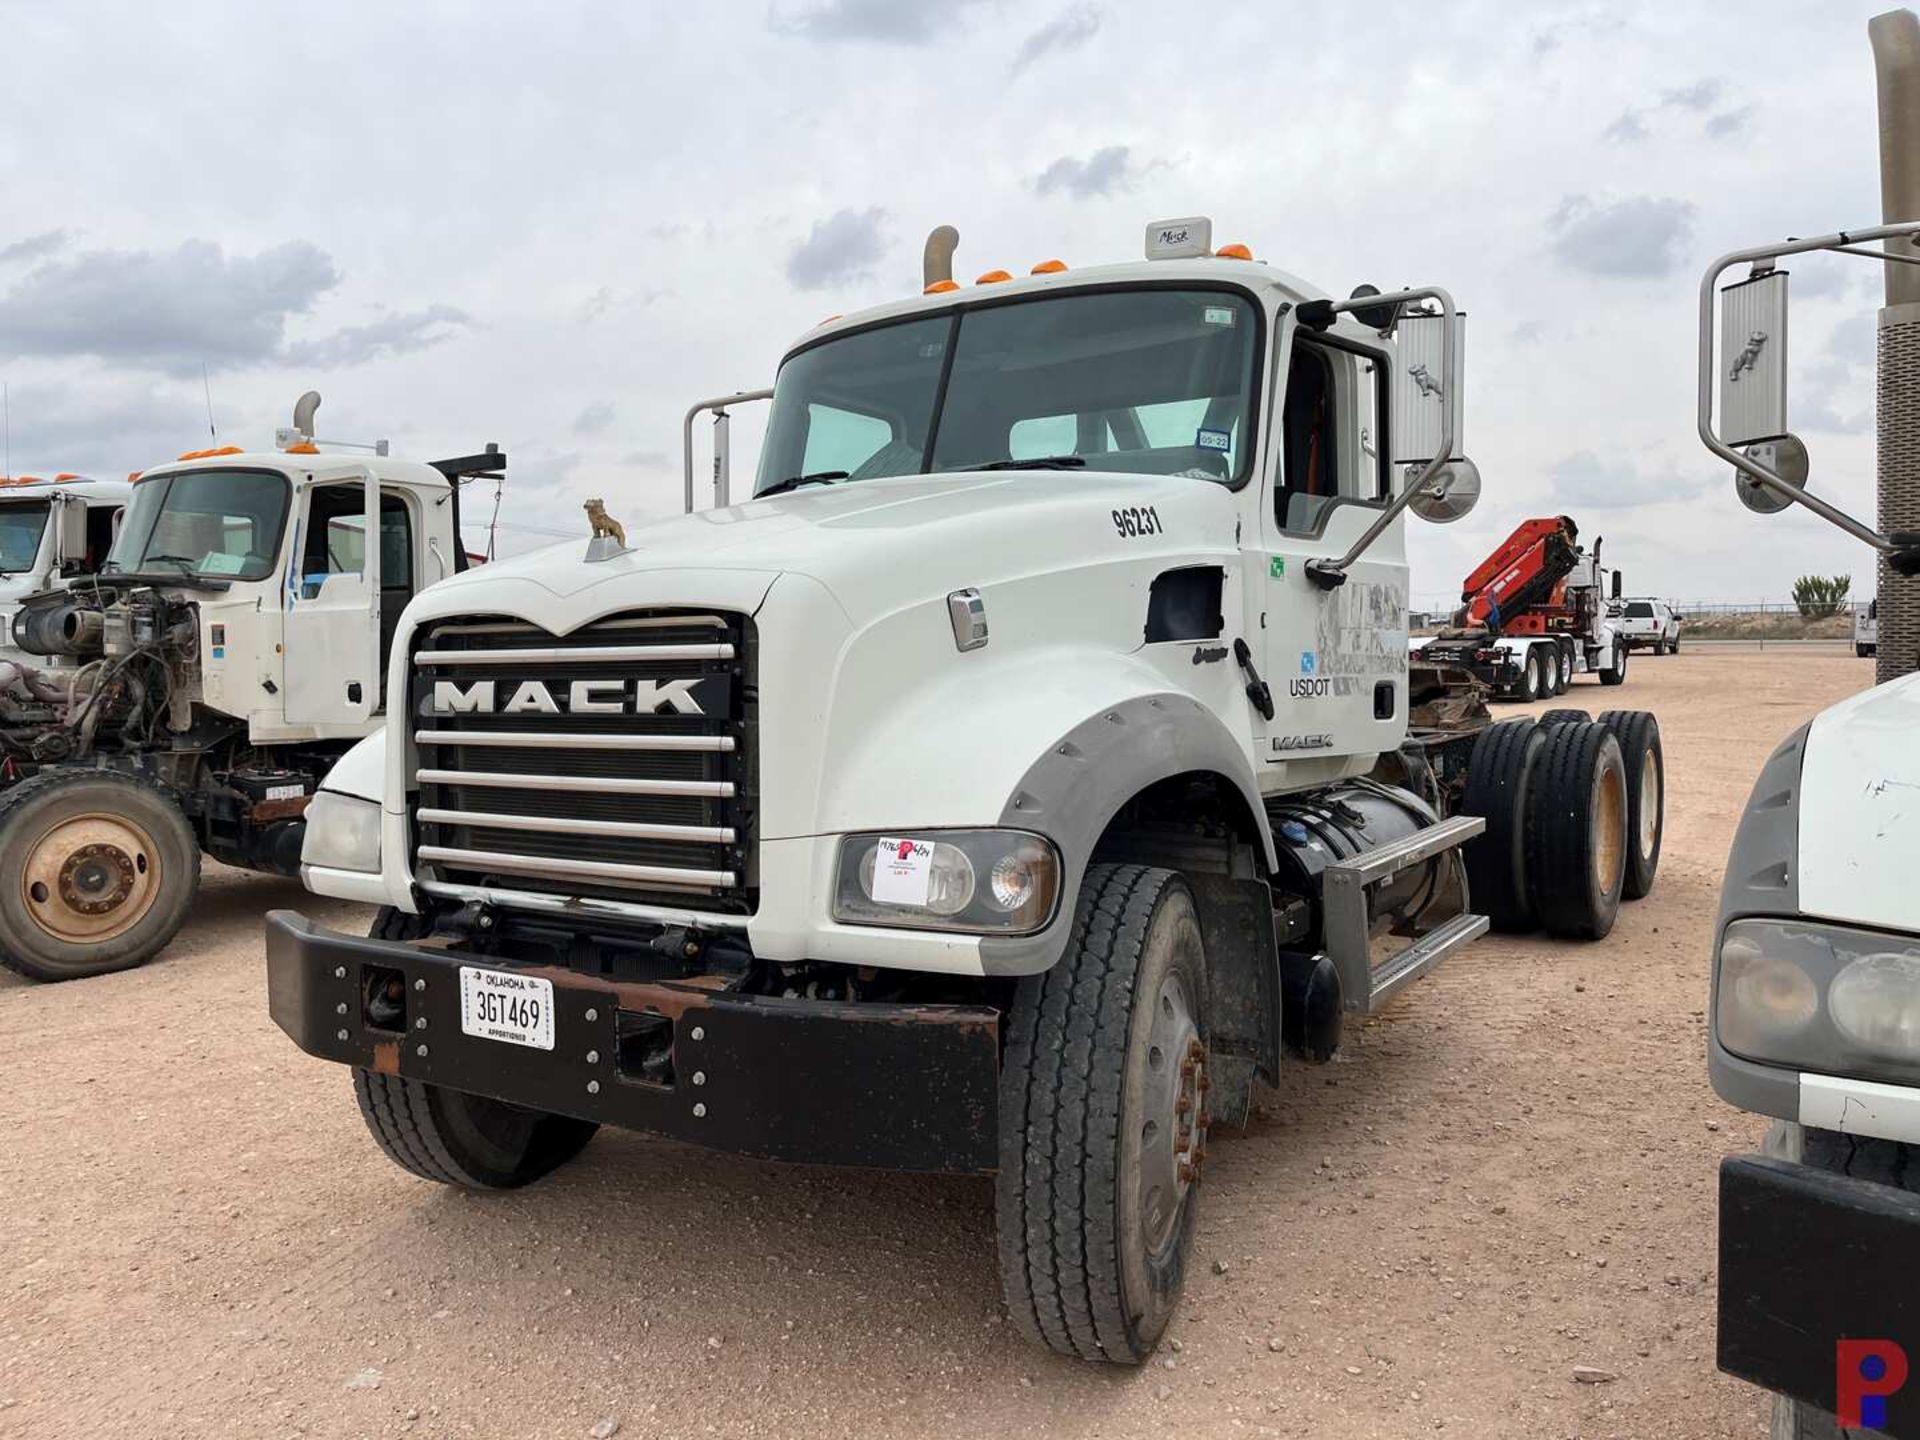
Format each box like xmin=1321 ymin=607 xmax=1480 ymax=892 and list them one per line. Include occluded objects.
xmin=415 ymin=729 xmax=735 ymax=753
xmin=413 ymin=643 xmax=734 ymax=665
xmin=417 ymin=845 xmax=736 ymax=889
xmin=408 ymin=607 xmax=753 ymax=917
xmin=415 ymin=768 xmax=735 ymax=799
xmin=416 ymin=807 xmax=736 ymax=844
xmin=420 ymin=879 xmax=752 ymax=930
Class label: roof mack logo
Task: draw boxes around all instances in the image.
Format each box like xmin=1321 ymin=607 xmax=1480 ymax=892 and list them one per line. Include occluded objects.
xmin=430 ymin=678 xmax=705 ymax=716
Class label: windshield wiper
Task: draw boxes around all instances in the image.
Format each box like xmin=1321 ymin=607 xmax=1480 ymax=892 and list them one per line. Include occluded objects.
xmin=758 ymin=470 xmax=849 ymax=498
xmin=138 ymin=554 xmax=199 ymax=573
xmin=960 ymin=455 xmax=1087 ymax=472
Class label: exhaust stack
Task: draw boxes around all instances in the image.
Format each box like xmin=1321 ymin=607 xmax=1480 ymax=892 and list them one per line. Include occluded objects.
xmin=1873 ymin=8 xmax=1920 ymax=680
xmin=292 ymin=391 xmax=321 ymax=439
xmin=922 ymin=226 xmax=959 ymax=290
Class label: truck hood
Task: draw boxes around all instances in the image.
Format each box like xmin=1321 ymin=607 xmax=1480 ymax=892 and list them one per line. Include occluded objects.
xmin=1798 ymin=670 xmax=1920 ymax=935
xmin=430 ymin=469 xmax=1239 ymax=613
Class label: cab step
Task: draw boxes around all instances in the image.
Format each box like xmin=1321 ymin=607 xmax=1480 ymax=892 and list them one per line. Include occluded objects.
xmin=1320 ymin=814 xmax=1487 ymax=1015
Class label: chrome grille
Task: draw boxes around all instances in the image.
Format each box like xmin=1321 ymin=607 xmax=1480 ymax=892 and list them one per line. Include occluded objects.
xmin=408 ymin=610 xmax=754 ymax=914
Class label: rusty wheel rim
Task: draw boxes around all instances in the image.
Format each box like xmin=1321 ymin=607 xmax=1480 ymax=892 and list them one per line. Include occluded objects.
xmin=1139 ymin=973 xmax=1207 ymax=1258
xmin=21 ymin=812 xmax=163 ymax=943
xmin=1638 ymin=751 xmax=1662 ymax=857
xmin=1593 ymin=763 xmax=1626 ymax=894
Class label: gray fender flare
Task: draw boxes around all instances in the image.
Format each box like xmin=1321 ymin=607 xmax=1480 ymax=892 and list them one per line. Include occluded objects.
xmin=977 ymin=691 xmax=1278 ymax=977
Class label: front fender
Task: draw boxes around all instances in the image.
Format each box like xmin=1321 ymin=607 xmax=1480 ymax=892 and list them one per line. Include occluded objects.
xmin=317 ymin=729 xmax=386 ymax=803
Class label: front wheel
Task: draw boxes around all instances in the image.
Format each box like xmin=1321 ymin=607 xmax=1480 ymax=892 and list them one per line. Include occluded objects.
xmin=997 ymin=864 xmax=1208 ymax=1363
xmin=1521 ymin=649 xmax=1545 ymax=702
xmin=351 ymin=909 xmax=599 ymax=1189
xmin=1599 ymin=644 xmax=1628 ymax=687
xmin=0 ymin=769 xmax=200 ymax=981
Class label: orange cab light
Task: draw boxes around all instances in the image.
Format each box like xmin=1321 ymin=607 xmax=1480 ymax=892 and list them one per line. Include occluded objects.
xmin=177 ymin=448 xmax=207 ymax=460
xmin=924 ymin=279 xmax=960 ymax=294
xmin=1215 ymin=243 xmax=1253 ymax=260
xmin=285 ymin=441 xmax=320 ymax=455
xmin=975 ymin=269 xmax=1012 ymax=285
xmin=16 ymin=475 xmax=41 ymax=483
xmin=127 ymin=471 xmax=142 ymax=483
xmin=53 ymin=472 xmax=80 ymax=481
xmin=209 ymin=445 xmax=242 ymax=456
xmin=818 ymin=314 xmax=842 ymax=326
xmin=1031 ymin=258 xmax=1067 ymax=274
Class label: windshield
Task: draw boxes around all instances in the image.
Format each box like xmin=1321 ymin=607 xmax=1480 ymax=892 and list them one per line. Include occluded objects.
xmin=755 ymin=286 xmax=1261 ymax=495
xmin=108 ymin=469 xmax=290 ymax=581
xmin=0 ymin=501 xmax=50 ymax=575
xmin=1624 ymin=602 xmax=1655 ymax=618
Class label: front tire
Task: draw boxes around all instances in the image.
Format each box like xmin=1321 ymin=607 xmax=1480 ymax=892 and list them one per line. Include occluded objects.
xmin=1599 ymin=643 xmax=1628 ymax=687
xmin=997 ymin=863 xmax=1208 ymax=1363
xmin=1521 ymin=648 xmax=1545 ymax=702
xmin=352 ymin=909 xmax=598 ymax=1189
xmin=0 ymin=768 xmax=200 ymax=981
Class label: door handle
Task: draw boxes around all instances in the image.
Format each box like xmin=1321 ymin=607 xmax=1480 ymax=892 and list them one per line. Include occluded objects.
xmin=347 ymin=682 xmax=363 ymax=704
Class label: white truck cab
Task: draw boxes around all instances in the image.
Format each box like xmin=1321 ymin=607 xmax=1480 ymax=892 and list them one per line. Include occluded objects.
xmin=0 ymin=399 xmax=503 ymax=983
xmin=0 ymin=474 xmax=129 ymax=664
xmin=1856 ymin=595 xmax=1878 ymax=656
xmin=1699 ymin=210 xmax=1920 ymax=1431
xmin=272 ymin=220 xmax=1664 ymax=1364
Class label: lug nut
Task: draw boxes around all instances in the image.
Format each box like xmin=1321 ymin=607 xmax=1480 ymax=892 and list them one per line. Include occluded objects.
xmin=690 ymin=1026 xmax=705 ymax=1042
xmin=413 ymin=978 xmax=426 ymax=992
xmin=692 ymin=1103 xmax=707 ymax=1118
xmin=586 ymin=1050 xmax=600 ymax=1065
xmin=334 ymin=966 xmax=347 ymax=980
xmin=415 ymin=1017 xmax=428 ymax=1030
xmin=336 ymin=1028 xmax=349 ymax=1042
xmin=335 ymin=1002 xmax=348 ymax=1016
xmin=587 ymin=1080 xmax=600 ymax=1095
xmin=585 ymin=1008 xmax=598 ymax=1022
xmin=416 ymin=1044 xmax=429 ymax=1058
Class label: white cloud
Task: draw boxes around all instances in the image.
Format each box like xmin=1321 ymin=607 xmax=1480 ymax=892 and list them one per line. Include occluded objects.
xmin=0 ymin=229 xmax=69 ymax=264
xmin=1548 ymin=195 xmax=1696 ymax=279
xmin=1033 ymin=146 xmax=1137 ymax=199
xmin=1013 ymin=6 xmax=1100 ymax=72
xmin=284 ymin=304 xmax=468 ymax=369
xmin=769 ymin=0 xmax=979 ymax=43
xmin=786 ymin=208 xmax=889 ymax=291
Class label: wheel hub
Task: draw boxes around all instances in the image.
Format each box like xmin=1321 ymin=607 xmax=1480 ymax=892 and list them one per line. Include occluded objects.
xmin=1140 ymin=975 xmax=1209 ymax=1256
xmin=21 ymin=812 xmax=163 ymax=943
xmin=1639 ymin=752 xmax=1661 ymax=855
xmin=1594 ymin=764 xmax=1627 ymax=892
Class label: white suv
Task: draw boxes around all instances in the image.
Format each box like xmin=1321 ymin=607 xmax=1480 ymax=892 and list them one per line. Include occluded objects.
xmin=1618 ymin=598 xmax=1681 ymax=654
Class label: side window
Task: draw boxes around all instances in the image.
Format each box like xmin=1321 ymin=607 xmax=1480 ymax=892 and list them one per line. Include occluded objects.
xmin=379 ymin=493 xmax=413 ymax=593
xmin=1009 ymin=412 xmax=1080 ymax=461
xmin=300 ymin=484 xmax=367 ymax=598
xmin=83 ymin=505 xmax=118 ymax=573
xmin=801 ymin=403 xmax=895 ymax=478
xmin=1278 ymin=343 xmax=1338 ymax=532
xmin=1277 ymin=341 xmax=1390 ymax=532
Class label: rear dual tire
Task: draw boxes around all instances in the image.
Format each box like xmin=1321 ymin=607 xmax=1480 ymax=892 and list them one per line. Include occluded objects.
xmin=1526 ymin=723 xmax=1629 ymax=940
xmin=1597 ymin=710 xmax=1663 ymax=900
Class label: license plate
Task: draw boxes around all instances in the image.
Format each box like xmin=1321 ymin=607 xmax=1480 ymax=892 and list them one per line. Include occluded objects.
xmin=458 ymin=966 xmax=555 ymax=1051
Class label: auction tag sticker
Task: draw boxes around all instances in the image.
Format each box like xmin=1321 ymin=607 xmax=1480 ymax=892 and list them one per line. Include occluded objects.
xmin=872 ymin=836 xmax=934 ymax=905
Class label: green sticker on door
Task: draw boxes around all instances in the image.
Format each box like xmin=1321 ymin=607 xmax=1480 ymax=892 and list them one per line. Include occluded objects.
xmin=1269 ymin=556 xmax=1286 ymax=578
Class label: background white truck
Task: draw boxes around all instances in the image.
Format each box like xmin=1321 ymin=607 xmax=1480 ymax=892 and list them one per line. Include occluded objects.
xmin=1857 ymin=595 xmax=1879 ymax=655
xmin=0 ymin=474 xmax=129 ymax=664
xmin=269 ymin=218 xmax=1667 ymax=1363
xmin=1699 ymin=16 xmax=1920 ymax=1430
xmin=1617 ymin=597 xmax=1683 ymax=654
xmin=0 ymin=397 xmax=504 ymax=981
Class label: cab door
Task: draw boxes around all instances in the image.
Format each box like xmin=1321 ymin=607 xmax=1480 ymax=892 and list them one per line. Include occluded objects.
xmin=1247 ymin=325 xmax=1410 ymax=778
xmin=283 ymin=468 xmax=380 ymax=727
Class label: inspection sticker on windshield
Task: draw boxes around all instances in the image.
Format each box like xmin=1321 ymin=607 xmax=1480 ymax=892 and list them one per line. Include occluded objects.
xmin=1202 ymin=305 xmax=1237 ymax=327
xmin=459 ymin=966 xmax=555 ymax=1051
xmin=873 ymin=837 xmax=934 ymax=905
xmin=1196 ymin=428 xmax=1231 ymax=452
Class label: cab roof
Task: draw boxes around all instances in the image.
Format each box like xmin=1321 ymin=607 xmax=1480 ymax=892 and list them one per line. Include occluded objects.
xmin=793 ymin=254 xmax=1332 ymax=356
xmin=0 ymin=474 xmax=131 ymax=504
xmin=136 ymin=449 xmax=452 ymax=491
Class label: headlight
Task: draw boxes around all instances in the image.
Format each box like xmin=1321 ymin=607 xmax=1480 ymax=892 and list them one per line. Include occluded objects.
xmin=1717 ymin=917 xmax=1920 ymax=1085
xmin=301 ymin=790 xmax=382 ymax=874
xmin=1830 ymin=953 xmax=1920 ymax=1060
xmin=833 ymin=830 xmax=1059 ymax=934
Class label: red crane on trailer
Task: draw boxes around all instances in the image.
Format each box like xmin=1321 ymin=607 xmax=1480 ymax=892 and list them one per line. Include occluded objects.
xmin=1455 ymin=515 xmax=1584 ymax=634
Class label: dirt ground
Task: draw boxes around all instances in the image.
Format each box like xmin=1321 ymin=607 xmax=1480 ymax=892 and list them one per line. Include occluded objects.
xmin=0 ymin=648 xmax=1875 ymax=1440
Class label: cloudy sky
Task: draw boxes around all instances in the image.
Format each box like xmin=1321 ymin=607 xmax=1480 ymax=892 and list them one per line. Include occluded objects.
xmin=0 ymin=0 xmax=1903 ymax=605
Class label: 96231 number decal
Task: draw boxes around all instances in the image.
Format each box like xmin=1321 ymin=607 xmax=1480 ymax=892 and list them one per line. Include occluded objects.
xmin=1112 ymin=505 xmax=1163 ymax=538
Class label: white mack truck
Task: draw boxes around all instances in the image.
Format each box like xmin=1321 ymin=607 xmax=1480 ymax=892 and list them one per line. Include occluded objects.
xmin=0 ymin=396 xmax=504 ymax=981
xmin=0 ymin=473 xmax=130 ymax=664
xmin=269 ymin=218 xmax=1667 ymax=1363
xmin=1697 ymin=14 xmax=1920 ymax=1421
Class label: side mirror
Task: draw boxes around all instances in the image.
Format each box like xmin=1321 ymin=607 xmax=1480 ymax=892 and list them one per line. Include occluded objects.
xmin=54 ymin=496 xmax=88 ymax=566
xmin=1406 ymin=457 xmax=1480 ymax=523
xmin=1348 ymin=283 xmax=1404 ymax=333
xmin=1610 ymin=571 xmax=1622 ymax=600
xmin=1392 ymin=307 xmax=1466 ymax=467
xmin=1734 ymin=434 xmax=1810 ymax=514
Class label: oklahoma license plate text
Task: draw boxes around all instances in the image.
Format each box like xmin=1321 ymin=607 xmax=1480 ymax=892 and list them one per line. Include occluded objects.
xmin=458 ymin=966 xmax=555 ymax=1051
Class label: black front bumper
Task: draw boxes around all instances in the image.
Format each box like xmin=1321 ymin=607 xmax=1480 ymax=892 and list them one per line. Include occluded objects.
xmin=265 ymin=910 xmax=1000 ymax=1174
xmin=1720 ymin=1153 xmax=1920 ymax=1434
